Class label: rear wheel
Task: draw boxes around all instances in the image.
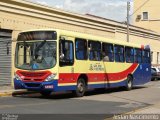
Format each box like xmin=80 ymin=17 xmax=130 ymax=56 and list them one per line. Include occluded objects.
xmin=74 ymin=78 xmax=86 ymax=97
xmin=126 ymin=75 xmax=133 ymax=91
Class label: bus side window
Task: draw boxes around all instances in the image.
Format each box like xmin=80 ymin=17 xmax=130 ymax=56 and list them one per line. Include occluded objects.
xmin=114 ymin=45 xmax=125 ymax=63
xmin=125 ymin=47 xmax=134 ymax=63
xmin=142 ymin=50 xmax=150 ymax=63
xmin=102 ymin=43 xmax=114 ymax=62
xmin=88 ymin=41 xmax=101 ymax=61
xmin=134 ymin=48 xmax=142 ymax=63
xmin=75 ymin=38 xmax=87 ymax=60
xmin=59 ymin=40 xmax=74 ymax=66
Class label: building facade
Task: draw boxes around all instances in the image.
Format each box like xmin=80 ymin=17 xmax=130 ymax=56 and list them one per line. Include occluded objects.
xmin=133 ymin=0 xmax=160 ymax=33
xmin=0 ymin=0 xmax=160 ymax=86
xmin=133 ymin=0 xmax=160 ymax=66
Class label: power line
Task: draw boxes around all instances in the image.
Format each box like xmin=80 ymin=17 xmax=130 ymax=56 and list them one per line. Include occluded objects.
xmin=130 ymin=0 xmax=150 ymax=16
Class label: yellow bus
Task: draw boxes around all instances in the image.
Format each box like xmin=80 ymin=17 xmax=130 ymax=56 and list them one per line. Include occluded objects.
xmin=14 ymin=29 xmax=151 ymax=97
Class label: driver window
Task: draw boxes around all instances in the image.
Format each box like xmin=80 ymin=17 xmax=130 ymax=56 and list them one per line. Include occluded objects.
xmin=59 ymin=39 xmax=74 ymax=66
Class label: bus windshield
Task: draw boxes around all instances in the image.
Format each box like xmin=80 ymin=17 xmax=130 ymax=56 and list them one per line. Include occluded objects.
xmin=15 ymin=40 xmax=57 ymax=70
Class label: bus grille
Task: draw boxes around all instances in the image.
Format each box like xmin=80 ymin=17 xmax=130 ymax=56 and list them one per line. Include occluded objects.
xmin=20 ymin=72 xmax=46 ymax=77
xmin=16 ymin=70 xmax=51 ymax=82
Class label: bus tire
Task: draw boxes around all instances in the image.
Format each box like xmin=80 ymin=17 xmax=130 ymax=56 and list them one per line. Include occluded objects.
xmin=40 ymin=91 xmax=52 ymax=97
xmin=126 ymin=75 xmax=133 ymax=91
xmin=74 ymin=78 xmax=86 ymax=97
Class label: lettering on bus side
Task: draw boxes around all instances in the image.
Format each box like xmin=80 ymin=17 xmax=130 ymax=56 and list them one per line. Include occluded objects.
xmin=89 ymin=63 xmax=104 ymax=71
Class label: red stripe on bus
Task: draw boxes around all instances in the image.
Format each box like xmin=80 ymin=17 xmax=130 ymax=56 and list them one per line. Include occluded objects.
xmin=58 ymin=63 xmax=138 ymax=84
xmin=106 ymin=63 xmax=138 ymax=81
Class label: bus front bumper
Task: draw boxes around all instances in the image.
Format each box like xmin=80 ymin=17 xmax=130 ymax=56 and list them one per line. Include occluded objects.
xmin=14 ymin=78 xmax=58 ymax=92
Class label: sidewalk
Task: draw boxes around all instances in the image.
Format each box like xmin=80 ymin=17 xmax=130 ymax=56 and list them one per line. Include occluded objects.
xmin=129 ymin=102 xmax=160 ymax=114
xmin=108 ymin=103 xmax=160 ymax=120
xmin=0 ymin=85 xmax=27 ymax=97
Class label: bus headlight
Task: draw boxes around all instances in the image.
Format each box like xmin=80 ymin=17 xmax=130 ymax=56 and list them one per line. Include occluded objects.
xmin=45 ymin=73 xmax=56 ymax=81
xmin=14 ymin=74 xmax=22 ymax=81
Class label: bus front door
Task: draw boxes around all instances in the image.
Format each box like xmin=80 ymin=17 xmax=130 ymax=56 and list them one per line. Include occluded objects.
xmin=58 ymin=36 xmax=75 ymax=90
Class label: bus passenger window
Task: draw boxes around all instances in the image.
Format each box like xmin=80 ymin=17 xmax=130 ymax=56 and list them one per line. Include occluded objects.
xmin=102 ymin=43 xmax=114 ymax=62
xmin=114 ymin=45 xmax=125 ymax=63
xmin=75 ymin=38 xmax=87 ymax=60
xmin=134 ymin=48 xmax=142 ymax=63
xmin=142 ymin=50 xmax=150 ymax=63
xmin=125 ymin=47 xmax=134 ymax=63
xmin=59 ymin=40 xmax=74 ymax=66
xmin=88 ymin=41 xmax=101 ymax=61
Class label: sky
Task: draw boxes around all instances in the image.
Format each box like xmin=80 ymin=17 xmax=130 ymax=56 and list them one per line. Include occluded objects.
xmin=30 ymin=0 xmax=133 ymax=22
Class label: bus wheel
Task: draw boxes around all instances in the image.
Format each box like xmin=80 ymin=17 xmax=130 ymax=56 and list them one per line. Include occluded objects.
xmin=126 ymin=75 xmax=133 ymax=91
xmin=40 ymin=91 xmax=52 ymax=97
xmin=74 ymin=78 xmax=86 ymax=97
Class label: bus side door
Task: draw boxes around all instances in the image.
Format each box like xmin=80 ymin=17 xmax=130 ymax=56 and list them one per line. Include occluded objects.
xmin=58 ymin=36 xmax=75 ymax=89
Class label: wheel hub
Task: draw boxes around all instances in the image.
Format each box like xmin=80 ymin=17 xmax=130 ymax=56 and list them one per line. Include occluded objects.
xmin=78 ymin=82 xmax=84 ymax=93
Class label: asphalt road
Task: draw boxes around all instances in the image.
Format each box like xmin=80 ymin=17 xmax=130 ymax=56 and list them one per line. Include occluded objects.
xmin=0 ymin=80 xmax=160 ymax=120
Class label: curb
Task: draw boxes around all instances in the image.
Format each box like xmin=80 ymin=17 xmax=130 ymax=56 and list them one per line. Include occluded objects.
xmin=0 ymin=90 xmax=31 ymax=97
xmin=104 ymin=105 xmax=153 ymax=120
xmin=124 ymin=105 xmax=153 ymax=114
xmin=0 ymin=91 xmax=13 ymax=97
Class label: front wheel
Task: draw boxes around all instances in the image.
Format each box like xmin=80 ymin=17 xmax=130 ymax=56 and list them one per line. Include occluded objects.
xmin=40 ymin=91 xmax=52 ymax=97
xmin=73 ymin=78 xmax=86 ymax=97
xmin=126 ymin=75 xmax=133 ymax=91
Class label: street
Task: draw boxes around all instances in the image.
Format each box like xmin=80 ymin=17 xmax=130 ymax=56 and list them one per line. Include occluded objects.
xmin=0 ymin=80 xmax=160 ymax=120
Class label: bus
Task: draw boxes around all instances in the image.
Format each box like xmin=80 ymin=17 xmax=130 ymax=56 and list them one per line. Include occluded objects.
xmin=14 ymin=29 xmax=151 ymax=97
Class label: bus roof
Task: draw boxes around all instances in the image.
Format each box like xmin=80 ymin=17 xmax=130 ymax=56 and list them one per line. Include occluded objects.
xmin=20 ymin=29 xmax=142 ymax=48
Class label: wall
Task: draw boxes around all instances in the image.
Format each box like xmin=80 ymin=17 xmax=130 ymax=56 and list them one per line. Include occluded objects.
xmin=133 ymin=0 xmax=160 ymax=33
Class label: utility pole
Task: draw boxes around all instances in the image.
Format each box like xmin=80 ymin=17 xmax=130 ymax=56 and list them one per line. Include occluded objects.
xmin=127 ymin=1 xmax=130 ymax=42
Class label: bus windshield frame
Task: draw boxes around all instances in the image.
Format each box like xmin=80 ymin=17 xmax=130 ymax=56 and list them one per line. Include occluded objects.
xmin=15 ymin=31 xmax=57 ymax=70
